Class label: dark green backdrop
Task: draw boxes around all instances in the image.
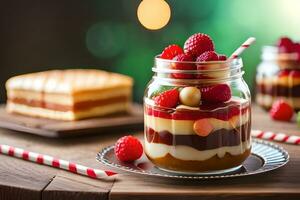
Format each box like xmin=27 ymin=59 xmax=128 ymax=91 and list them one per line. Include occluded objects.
xmin=1 ymin=0 xmax=299 ymax=102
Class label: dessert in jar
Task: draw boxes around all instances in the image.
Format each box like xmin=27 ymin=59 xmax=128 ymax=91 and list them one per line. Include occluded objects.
xmin=256 ymin=37 xmax=300 ymax=111
xmin=143 ymin=33 xmax=252 ymax=173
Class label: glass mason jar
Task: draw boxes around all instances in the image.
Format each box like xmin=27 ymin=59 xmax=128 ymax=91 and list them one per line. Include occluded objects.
xmin=144 ymin=57 xmax=252 ymax=173
xmin=256 ymin=46 xmax=300 ymax=111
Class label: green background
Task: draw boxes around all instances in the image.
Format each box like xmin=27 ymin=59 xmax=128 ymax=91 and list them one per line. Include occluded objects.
xmin=1 ymin=0 xmax=300 ymax=102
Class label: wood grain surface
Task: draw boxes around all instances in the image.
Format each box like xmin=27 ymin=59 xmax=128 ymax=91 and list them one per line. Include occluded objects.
xmin=0 ymin=104 xmax=143 ymax=138
xmin=0 ymin=105 xmax=299 ymax=200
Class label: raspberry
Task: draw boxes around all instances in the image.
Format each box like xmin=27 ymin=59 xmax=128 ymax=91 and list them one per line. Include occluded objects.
xmin=294 ymin=42 xmax=300 ymax=61
xmin=277 ymin=37 xmax=295 ymax=53
xmin=270 ymin=100 xmax=294 ymax=121
xmin=114 ymin=135 xmax=143 ymax=162
xmin=184 ymin=33 xmax=214 ymax=58
xmin=196 ymin=51 xmax=219 ymax=62
xmin=200 ymin=84 xmax=231 ymax=103
xmin=218 ymin=54 xmax=227 ymax=61
xmin=160 ymin=44 xmax=184 ymax=59
xmin=154 ymin=88 xmax=179 ymax=108
xmin=171 ymin=53 xmax=196 ymax=79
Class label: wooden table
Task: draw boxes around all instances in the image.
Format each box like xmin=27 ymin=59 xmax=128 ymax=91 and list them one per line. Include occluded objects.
xmin=0 ymin=105 xmax=299 ymax=200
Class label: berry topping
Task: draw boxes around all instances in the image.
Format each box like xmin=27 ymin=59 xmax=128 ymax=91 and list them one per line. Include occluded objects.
xmin=218 ymin=54 xmax=227 ymax=61
xmin=150 ymin=85 xmax=175 ymax=98
xmin=277 ymin=37 xmax=295 ymax=53
xmin=193 ymin=118 xmax=214 ymax=137
xmin=196 ymin=51 xmax=219 ymax=62
xmin=270 ymin=100 xmax=294 ymax=121
xmin=179 ymin=87 xmax=201 ymax=107
xmin=154 ymin=88 xmax=179 ymax=108
xmin=294 ymin=42 xmax=300 ymax=61
xmin=114 ymin=135 xmax=143 ymax=162
xmin=200 ymin=84 xmax=231 ymax=103
xmin=184 ymin=33 xmax=215 ymax=58
xmin=171 ymin=53 xmax=196 ymax=79
xmin=160 ymin=44 xmax=184 ymax=59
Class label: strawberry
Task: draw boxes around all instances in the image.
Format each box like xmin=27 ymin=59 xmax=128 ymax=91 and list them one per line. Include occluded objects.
xmin=294 ymin=42 xmax=300 ymax=62
xmin=114 ymin=135 xmax=143 ymax=162
xmin=160 ymin=44 xmax=184 ymax=59
xmin=196 ymin=51 xmax=219 ymax=62
xmin=270 ymin=100 xmax=294 ymax=121
xmin=200 ymin=84 xmax=231 ymax=103
xmin=171 ymin=53 xmax=196 ymax=79
xmin=154 ymin=88 xmax=179 ymax=108
xmin=184 ymin=33 xmax=214 ymax=58
xmin=277 ymin=37 xmax=295 ymax=53
xmin=218 ymin=54 xmax=227 ymax=61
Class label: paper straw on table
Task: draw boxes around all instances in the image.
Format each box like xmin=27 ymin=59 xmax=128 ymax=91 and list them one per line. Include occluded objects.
xmin=0 ymin=144 xmax=117 ymax=179
xmin=252 ymin=130 xmax=300 ymax=145
xmin=229 ymin=37 xmax=256 ymax=59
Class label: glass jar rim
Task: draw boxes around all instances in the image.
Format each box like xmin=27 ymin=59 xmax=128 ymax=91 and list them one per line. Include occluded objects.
xmin=154 ymin=55 xmax=242 ymax=73
xmin=152 ymin=56 xmax=244 ymax=83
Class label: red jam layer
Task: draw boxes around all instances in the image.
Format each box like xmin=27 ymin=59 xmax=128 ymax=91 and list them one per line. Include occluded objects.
xmin=145 ymin=100 xmax=250 ymax=121
xmin=277 ymin=69 xmax=300 ymax=78
xmin=145 ymin=122 xmax=250 ymax=151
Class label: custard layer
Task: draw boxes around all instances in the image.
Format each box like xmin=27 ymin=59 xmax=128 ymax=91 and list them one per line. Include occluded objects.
xmin=144 ymin=140 xmax=251 ymax=161
xmin=147 ymin=148 xmax=251 ymax=172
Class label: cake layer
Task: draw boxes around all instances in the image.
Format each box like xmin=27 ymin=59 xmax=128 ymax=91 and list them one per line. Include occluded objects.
xmin=7 ymin=87 xmax=131 ymax=105
xmin=6 ymin=69 xmax=133 ymax=94
xmin=145 ymin=122 xmax=250 ymax=151
xmin=9 ymin=95 xmax=129 ymax=112
xmin=256 ymin=93 xmax=300 ymax=109
xmin=256 ymin=82 xmax=300 ymax=97
xmin=147 ymin=149 xmax=251 ymax=172
xmin=7 ymin=101 xmax=130 ymax=120
xmin=144 ymin=140 xmax=251 ymax=161
xmin=144 ymin=111 xmax=249 ymax=135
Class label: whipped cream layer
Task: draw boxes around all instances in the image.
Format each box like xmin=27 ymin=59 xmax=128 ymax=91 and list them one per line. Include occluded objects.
xmin=145 ymin=111 xmax=249 ymax=135
xmin=145 ymin=140 xmax=251 ymax=161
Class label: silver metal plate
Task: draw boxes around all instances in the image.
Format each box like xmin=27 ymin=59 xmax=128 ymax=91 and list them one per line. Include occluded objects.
xmin=96 ymin=139 xmax=289 ymax=179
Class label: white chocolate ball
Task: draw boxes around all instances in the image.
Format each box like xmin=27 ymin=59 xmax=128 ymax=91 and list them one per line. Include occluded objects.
xmin=179 ymin=87 xmax=201 ymax=107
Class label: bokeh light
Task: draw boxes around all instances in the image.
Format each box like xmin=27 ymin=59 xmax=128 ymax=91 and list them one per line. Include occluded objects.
xmin=137 ymin=0 xmax=171 ymax=30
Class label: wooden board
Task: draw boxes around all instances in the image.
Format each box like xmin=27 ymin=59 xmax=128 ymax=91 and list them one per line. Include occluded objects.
xmin=0 ymin=105 xmax=300 ymax=200
xmin=0 ymin=104 xmax=143 ymax=138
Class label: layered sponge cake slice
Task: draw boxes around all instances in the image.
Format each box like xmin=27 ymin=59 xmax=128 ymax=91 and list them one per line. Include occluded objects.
xmin=6 ymin=69 xmax=133 ymax=120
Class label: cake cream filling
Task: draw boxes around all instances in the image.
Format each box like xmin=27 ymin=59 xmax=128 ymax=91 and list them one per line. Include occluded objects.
xmin=256 ymin=76 xmax=300 ymax=87
xmin=144 ymin=112 xmax=249 ymax=135
xmin=7 ymin=101 xmax=130 ymax=120
xmin=145 ymin=140 xmax=251 ymax=161
xmin=256 ymin=93 xmax=300 ymax=108
xmin=7 ymin=88 xmax=131 ymax=105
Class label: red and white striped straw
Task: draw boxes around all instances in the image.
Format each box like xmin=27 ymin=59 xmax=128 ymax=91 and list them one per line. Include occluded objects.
xmin=229 ymin=37 xmax=256 ymax=59
xmin=0 ymin=144 xmax=117 ymax=179
xmin=251 ymin=130 xmax=300 ymax=145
